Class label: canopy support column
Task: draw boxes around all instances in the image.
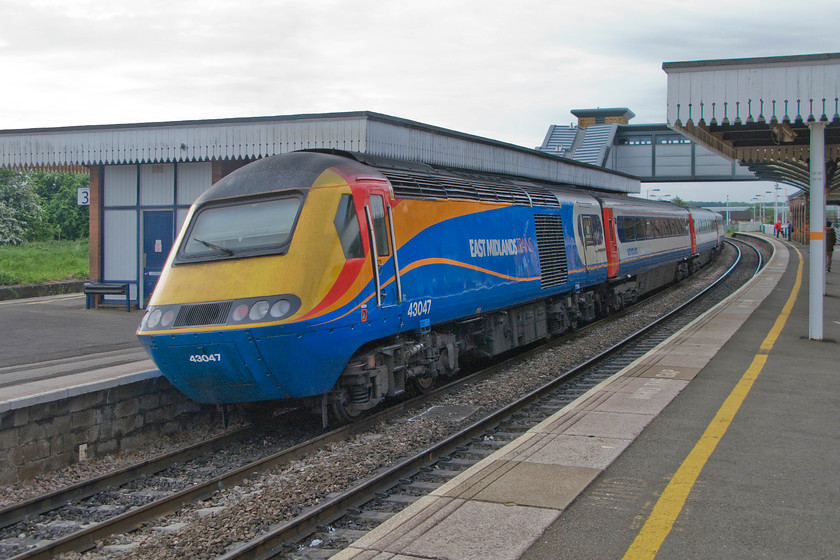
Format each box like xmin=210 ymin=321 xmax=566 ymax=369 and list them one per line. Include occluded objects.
xmin=808 ymin=121 xmax=827 ymax=340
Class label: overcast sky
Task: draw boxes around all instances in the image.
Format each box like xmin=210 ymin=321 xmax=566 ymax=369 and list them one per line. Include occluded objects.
xmin=1 ymin=0 xmax=837 ymax=202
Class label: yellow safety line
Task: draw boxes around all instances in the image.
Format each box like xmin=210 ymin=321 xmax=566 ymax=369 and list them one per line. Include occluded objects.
xmin=622 ymin=245 xmax=803 ymax=560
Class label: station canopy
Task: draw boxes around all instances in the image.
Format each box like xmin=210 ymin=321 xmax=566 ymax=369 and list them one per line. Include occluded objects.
xmin=0 ymin=111 xmax=638 ymax=195
xmin=663 ymin=53 xmax=840 ymax=201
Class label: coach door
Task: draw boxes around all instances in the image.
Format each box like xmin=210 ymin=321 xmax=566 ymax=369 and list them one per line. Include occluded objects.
xmin=576 ymin=203 xmax=607 ymax=275
xmin=362 ymin=189 xmax=402 ymax=314
xmin=602 ymin=208 xmax=620 ymax=277
xmin=688 ymin=214 xmax=698 ymax=254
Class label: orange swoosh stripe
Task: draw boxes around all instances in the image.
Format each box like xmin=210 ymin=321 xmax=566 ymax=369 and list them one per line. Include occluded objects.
xmin=399 ymin=258 xmax=541 ymax=282
xmin=312 ymin=257 xmax=540 ymax=326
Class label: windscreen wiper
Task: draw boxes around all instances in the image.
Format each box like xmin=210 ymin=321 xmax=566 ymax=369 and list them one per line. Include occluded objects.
xmin=194 ymin=238 xmax=234 ymax=256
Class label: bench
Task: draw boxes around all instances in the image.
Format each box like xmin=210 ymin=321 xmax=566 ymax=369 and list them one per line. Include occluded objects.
xmin=84 ymin=282 xmax=131 ymax=312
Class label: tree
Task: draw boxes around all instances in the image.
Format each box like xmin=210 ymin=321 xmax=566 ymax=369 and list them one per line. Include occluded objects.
xmin=31 ymin=171 xmax=89 ymax=240
xmin=0 ymin=169 xmax=45 ymax=245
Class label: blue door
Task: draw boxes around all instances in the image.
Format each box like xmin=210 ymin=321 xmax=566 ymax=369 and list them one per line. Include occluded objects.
xmin=143 ymin=210 xmax=174 ymax=303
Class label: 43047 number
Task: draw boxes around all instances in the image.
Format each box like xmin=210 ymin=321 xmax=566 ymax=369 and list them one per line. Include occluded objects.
xmin=189 ymin=354 xmax=221 ymax=363
xmin=406 ymin=299 xmax=432 ymax=317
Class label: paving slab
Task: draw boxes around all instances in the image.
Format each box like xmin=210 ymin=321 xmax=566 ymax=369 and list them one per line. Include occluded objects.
xmin=562 ymin=410 xmax=655 ymax=439
xmin=593 ymin=377 xmax=688 ymax=415
xmin=399 ymin=499 xmax=559 ymax=560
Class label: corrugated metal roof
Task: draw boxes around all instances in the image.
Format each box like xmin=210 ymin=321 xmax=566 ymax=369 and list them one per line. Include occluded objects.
xmin=0 ymin=111 xmax=639 ymax=194
xmin=537 ymin=123 xmax=617 ymax=167
xmin=538 ymin=124 xmax=578 ymax=156
xmin=571 ymin=124 xmax=618 ymax=166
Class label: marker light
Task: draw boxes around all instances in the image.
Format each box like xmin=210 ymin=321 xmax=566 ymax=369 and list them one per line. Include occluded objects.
xmin=232 ymin=304 xmax=249 ymax=322
xmin=161 ymin=310 xmax=175 ymax=328
xmin=249 ymin=300 xmax=270 ymax=320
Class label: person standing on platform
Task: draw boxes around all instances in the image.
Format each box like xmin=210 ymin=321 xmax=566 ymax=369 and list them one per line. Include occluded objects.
xmin=827 ymin=221 xmax=836 ymax=272
xmin=774 ymin=220 xmax=782 ymax=238
xmin=786 ymin=221 xmax=792 ymax=241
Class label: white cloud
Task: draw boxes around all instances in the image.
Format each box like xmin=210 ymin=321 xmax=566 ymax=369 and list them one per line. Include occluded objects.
xmin=0 ymin=0 xmax=838 ymax=156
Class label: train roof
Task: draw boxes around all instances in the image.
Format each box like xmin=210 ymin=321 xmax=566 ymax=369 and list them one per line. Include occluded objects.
xmin=193 ymin=151 xmax=722 ymax=222
xmin=193 ymin=151 xmax=373 ymax=204
xmin=195 ymin=150 xmax=604 ymax=208
xmin=594 ymin=193 xmax=691 ymax=215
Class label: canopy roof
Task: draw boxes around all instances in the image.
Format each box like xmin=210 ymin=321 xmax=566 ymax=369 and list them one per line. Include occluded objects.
xmin=663 ymin=53 xmax=840 ymax=201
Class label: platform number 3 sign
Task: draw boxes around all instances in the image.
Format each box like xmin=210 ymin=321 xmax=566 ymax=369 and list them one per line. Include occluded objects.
xmin=77 ymin=187 xmax=90 ymax=206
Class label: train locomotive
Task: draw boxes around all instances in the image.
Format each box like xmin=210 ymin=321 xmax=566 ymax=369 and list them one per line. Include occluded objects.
xmin=137 ymin=150 xmax=723 ymax=423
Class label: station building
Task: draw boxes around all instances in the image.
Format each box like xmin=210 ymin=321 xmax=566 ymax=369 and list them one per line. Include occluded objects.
xmin=537 ymin=107 xmax=758 ymax=183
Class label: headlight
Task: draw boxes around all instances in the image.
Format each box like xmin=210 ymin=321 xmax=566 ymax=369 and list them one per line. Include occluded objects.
xmin=249 ymin=300 xmax=270 ymax=320
xmin=270 ymin=299 xmax=291 ymax=318
xmin=146 ymin=309 xmax=162 ymax=329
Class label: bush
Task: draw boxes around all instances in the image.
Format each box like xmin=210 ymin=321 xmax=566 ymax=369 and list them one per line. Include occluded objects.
xmin=0 ymin=169 xmax=90 ymax=245
xmin=0 ymin=169 xmax=44 ymax=245
xmin=31 ymin=171 xmax=89 ymax=240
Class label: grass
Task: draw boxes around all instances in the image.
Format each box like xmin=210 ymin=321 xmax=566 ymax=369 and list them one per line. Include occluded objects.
xmin=0 ymin=239 xmax=89 ymax=286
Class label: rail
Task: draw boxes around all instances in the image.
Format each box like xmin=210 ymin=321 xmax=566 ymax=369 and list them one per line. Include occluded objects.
xmin=217 ymin=244 xmax=748 ymax=560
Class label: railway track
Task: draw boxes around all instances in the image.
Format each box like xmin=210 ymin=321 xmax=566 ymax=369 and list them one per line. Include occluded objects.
xmin=0 ymin=238 xmax=764 ymax=560
xmin=225 ymin=237 xmax=764 ymax=560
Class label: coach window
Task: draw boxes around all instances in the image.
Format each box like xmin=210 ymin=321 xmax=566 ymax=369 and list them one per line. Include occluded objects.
xmin=634 ymin=218 xmax=646 ymax=240
xmin=579 ymin=214 xmax=604 ymax=247
xmin=370 ymin=195 xmax=390 ymax=257
xmin=334 ymin=195 xmax=364 ymax=259
xmin=580 ymin=216 xmax=593 ymax=246
xmin=591 ymin=215 xmax=603 ymax=244
xmin=617 ymin=216 xmax=628 ymax=241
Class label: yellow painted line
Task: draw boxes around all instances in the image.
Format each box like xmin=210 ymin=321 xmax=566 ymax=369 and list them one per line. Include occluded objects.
xmin=623 ymin=245 xmax=803 ymax=560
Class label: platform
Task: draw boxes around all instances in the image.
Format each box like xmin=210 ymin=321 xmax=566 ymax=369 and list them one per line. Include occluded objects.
xmin=334 ymin=235 xmax=840 ymax=560
xmin=0 ymin=294 xmax=156 ymax=413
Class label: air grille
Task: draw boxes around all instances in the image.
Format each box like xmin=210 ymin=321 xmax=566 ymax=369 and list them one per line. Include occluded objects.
xmin=534 ymin=214 xmax=568 ymax=289
xmin=377 ymin=168 xmax=561 ymax=208
xmin=174 ymin=301 xmax=233 ymax=327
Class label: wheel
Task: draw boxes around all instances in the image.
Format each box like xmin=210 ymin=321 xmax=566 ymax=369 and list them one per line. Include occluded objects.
xmin=331 ymin=387 xmax=367 ymax=424
xmin=410 ymin=374 xmax=436 ymax=394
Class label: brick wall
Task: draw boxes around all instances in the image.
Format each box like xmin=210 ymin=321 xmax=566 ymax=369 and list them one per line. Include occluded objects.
xmin=0 ymin=378 xmax=216 ymax=483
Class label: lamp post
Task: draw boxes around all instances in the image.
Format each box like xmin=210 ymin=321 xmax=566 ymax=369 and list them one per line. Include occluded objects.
xmin=726 ymin=193 xmax=730 ymax=226
xmin=774 ymin=183 xmax=784 ymax=223
xmin=765 ymin=190 xmax=772 ymax=224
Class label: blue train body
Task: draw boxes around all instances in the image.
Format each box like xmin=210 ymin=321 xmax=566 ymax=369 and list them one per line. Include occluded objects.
xmin=137 ymin=151 xmax=723 ymax=422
